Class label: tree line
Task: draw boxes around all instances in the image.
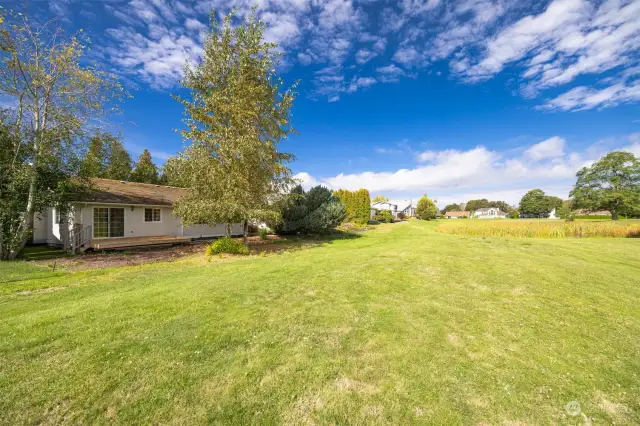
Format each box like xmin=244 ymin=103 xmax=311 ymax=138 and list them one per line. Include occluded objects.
xmin=440 ymin=151 xmax=640 ymax=220
xmin=79 ymin=132 xmax=165 ymax=184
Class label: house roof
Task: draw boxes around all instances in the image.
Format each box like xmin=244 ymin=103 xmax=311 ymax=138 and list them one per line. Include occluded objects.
xmin=83 ymin=178 xmax=187 ymax=206
xmin=446 ymin=211 xmax=470 ymax=217
xmin=475 ymin=208 xmax=507 ymax=215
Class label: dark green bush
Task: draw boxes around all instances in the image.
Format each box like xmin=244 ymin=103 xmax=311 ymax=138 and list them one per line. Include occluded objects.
xmin=274 ymin=185 xmax=347 ymax=235
xmin=205 ymin=237 xmax=249 ymax=256
xmin=373 ymin=210 xmax=394 ymax=223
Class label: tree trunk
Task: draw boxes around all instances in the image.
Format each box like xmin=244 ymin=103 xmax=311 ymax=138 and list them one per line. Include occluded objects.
xmin=243 ymin=220 xmax=248 ymax=246
xmin=612 ymin=210 xmax=619 ymax=221
xmin=225 ymin=222 xmax=231 ymax=237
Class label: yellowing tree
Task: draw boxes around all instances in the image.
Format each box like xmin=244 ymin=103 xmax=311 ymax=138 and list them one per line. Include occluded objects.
xmin=172 ymin=10 xmax=297 ymax=244
xmin=0 ymin=11 xmax=125 ymax=259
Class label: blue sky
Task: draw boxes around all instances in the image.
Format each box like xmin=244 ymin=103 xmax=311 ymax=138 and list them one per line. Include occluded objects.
xmin=6 ymin=0 xmax=640 ymax=207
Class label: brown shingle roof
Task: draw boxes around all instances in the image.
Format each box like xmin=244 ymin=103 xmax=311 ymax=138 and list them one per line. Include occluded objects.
xmin=84 ymin=178 xmax=187 ymax=206
xmin=446 ymin=211 xmax=470 ymax=217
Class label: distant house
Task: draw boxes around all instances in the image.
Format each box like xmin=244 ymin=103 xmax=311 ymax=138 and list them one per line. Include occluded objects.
xmin=574 ymin=209 xmax=611 ymax=216
xmin=33 ymin=178 xmax=244 ymax=252
xmin=400 ymin=201 xmax=416 ymax=217
xmin=473 ymin=207 xmax=507 ymax=219
xmin=444 ymin=211 xmax=470 ymax=219
xmin=370 ymin=201 xmax=399 ymax=219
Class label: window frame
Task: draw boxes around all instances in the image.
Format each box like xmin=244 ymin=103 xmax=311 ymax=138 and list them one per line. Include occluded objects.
xmin=144 ymin=207 xmax=162 ymax=223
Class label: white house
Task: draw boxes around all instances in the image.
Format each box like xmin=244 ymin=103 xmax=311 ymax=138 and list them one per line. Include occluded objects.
xmin=472 ymin=207 xmax=507 ymax=219
xmin=370 ymin=201 xmax=399 ymax=219
xmin=33 ymin=178 xmax=243 ymax=251
xmin=399 ymin=201 xmax=416 ymax=217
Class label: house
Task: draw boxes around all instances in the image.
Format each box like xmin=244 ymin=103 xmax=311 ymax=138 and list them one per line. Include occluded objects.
xmin=574 ymin=209 xmax=611 ymax=216
xmin=370 ymin=201 xmax=399 ymax=219
xmin=472 ymin=207 xmax=507 ymax=219
xmin=399 ymin=201 xmax=416 ymax=217
xmin=32 ymin=178 xmax=244 ymax=252
xmin=444 ymin=211 xmax=470 ymax=219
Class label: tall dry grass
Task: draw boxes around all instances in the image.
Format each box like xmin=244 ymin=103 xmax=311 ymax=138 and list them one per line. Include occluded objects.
xmin=436 ymin=220 xmax=640 ymax=238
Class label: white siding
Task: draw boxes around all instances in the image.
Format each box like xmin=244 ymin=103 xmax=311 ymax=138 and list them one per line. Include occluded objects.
xmin=72 ymin=204 xmax=243 ymax=239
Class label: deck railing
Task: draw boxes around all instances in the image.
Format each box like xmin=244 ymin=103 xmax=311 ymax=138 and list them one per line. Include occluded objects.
xmin=70 ymin=225 xmax=92 ymax=253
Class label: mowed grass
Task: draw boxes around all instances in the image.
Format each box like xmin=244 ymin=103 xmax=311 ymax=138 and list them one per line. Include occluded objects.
xmin=437 ymin=218 xmax=640 ymax=238
xmin=1 ymin=220 xmax=639 ymax=425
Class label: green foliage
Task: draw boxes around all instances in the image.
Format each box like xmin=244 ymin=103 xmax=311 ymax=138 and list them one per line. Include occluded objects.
xmin=172 ymin=9 xmax=296 ymax=231
xmin=130 ymin=149 xmax=159 ymax=184
xmin=416 ymin=195 xmax=438 ymax=220
xmin=274 ymin=185 xmax=346 ymax=235
xmin=373 ymin=210 xmax=394 ymax=223
xmin=556 ymin=200 xmax=574 ymax=220
xmin=258 ymin=228 xmax=269 ymax=240
xmin=0 ymin=11 xmax=125 ymax=258
xmin=205 ymin=237 xmax=249 ymax=256
xmin=334 ymin=188 xmax=370 ymax=224
xmin=570 ymin=151 xmax=640 ymax=221
xmin=465 ymin=199 xmax=489 ymax=212
xmin=508 ymin=209 xmax=520 ymax=219
xmin=519 ymin=189 xmax=561 ymax=217
xmin=372 ymin=195 xmax=389 ymax=203
xmin=80 ymin=132 xmax=132 ymax=180
xmin=441 ymin=203 xmax=462 ymax=214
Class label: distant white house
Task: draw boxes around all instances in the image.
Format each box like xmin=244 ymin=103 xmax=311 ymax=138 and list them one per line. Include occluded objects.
xmin=399 ymin=201 xmax=416 ymax=217
xmin=370 ymin=201 xmax=398 ymax=219
xmin=473 ymin=207 xmax=507 ymax=219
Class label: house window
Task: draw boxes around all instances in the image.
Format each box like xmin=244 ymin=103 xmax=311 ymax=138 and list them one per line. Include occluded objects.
xmin=144 ymin=208 xmax=161 ymax=222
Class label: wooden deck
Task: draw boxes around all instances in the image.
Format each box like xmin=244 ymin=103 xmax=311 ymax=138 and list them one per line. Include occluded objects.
xmin=89 ymin=236 xmax=192 ymax=250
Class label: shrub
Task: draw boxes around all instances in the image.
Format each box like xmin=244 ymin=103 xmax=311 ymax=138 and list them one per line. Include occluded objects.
xmin=205 ymin=237 xmax=249 ymax=256
xmin=415 ymin=195 xmax=438 ymax=220
xmin=258 ymin=228 xmax=269 ymax=240
xmin=397 ymin=212 xmax=406 ymax=220
xmin=274 ymin=185 xmax=346 ymax=235
xmin=374 ymin=210 xmax=394 ymax=223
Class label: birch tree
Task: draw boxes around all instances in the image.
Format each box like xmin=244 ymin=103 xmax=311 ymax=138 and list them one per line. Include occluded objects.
xmin=0 ymin=11 xmax=125 ymax=259
xmin=172 ymin=9 xmax=297 ymax=244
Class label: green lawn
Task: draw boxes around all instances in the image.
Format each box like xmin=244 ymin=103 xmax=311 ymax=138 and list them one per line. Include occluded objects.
xmin=1 ymin=220 xmax=639 ymax=424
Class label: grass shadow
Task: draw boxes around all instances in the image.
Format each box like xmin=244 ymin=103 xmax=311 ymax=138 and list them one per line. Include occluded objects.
xmin=248 ymin=230 xmax=363 ymax=255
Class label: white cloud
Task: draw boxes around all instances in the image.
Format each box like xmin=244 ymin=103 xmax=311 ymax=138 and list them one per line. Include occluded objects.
xmin=295 ymin=135 xmax=633 ymax=206
xmin=541 ymin=80 xmax=640 ymax=111
xmin=523 ymin=137 xmax=566 ymax=161
xmin=622 ymin=133 xmax=640 ymax=157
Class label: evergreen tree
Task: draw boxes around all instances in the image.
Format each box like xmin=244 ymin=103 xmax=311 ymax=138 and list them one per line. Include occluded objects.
xmin=130 ymin=149 xmax=159 ymax=184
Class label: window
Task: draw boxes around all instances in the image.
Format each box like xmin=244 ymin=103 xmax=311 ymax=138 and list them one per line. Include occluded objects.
xmin=94 ymin=207 xmax=125 ymax=238
xmin=144 ymin=208 xmax=161 ymax=222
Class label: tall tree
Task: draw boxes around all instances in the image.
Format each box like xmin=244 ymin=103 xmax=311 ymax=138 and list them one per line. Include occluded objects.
xmin=465 ymin=199 xmax=489 ymax=212
xmin=0 ymin=11 xmax=125 ymax=259
xmin=416 ymin=195 xmax=438 ymax=220
xmin=441 ymin=203 xmax=462 ymax=214
xmin=130 ymin=149 xmax=159 ymax=184
xmin=80 ymin=132 xmax=131 ymax=180
xmin=519 ymin=189 xmax=560 ymax=217
xmin=172 ymin=9 xmax=296 ymax=244
xmin=372 ymin=195 xmax=389 ymax=203
xmin=570 ymin=151 xmax=640 ymax=220
xmin=103 ymin=135 xmax=132 ymax=180
xmin=488 ymin=200 xmax=514 ymax=213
